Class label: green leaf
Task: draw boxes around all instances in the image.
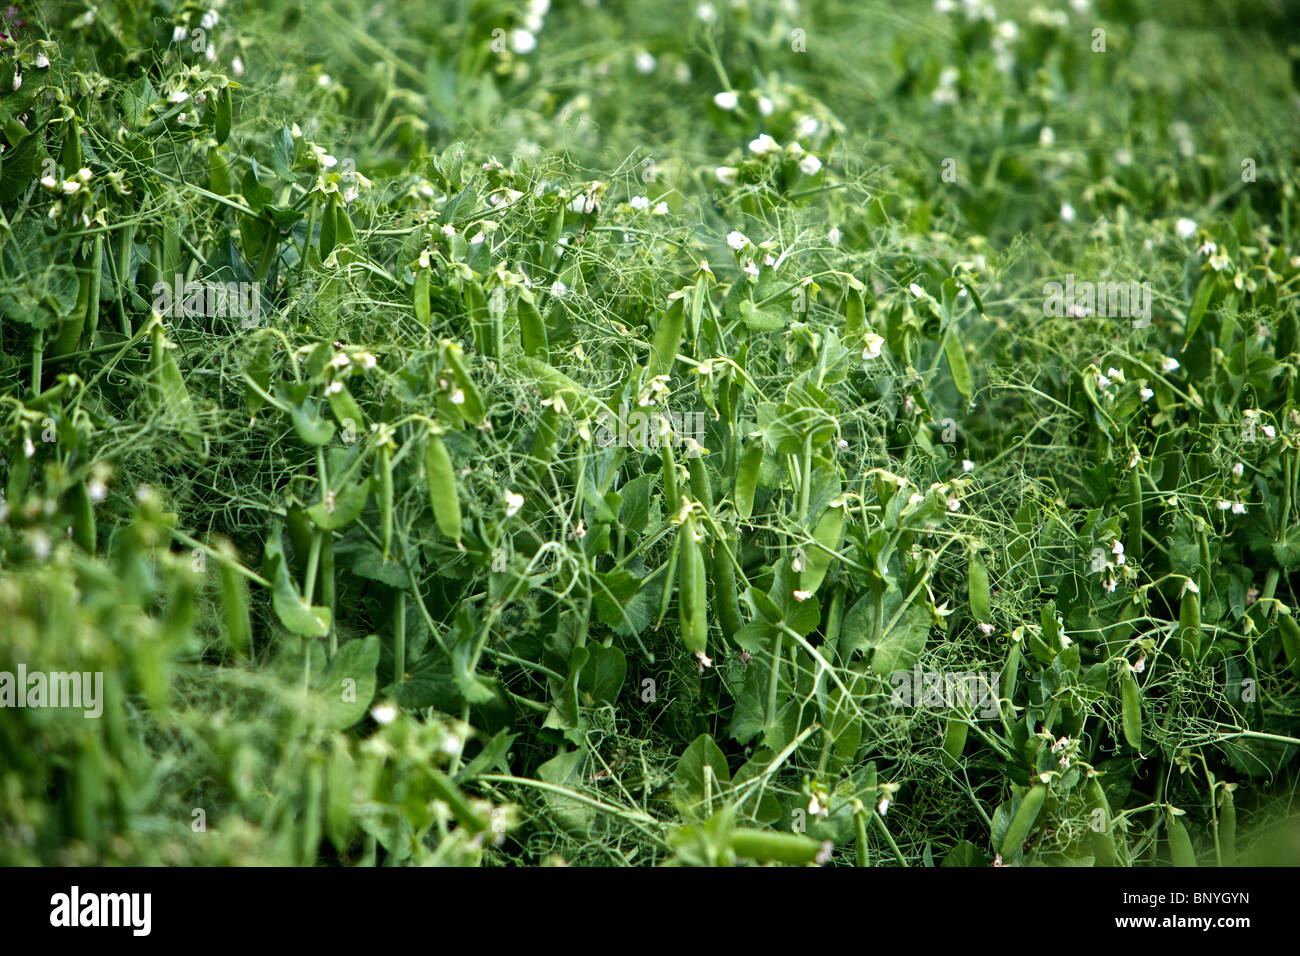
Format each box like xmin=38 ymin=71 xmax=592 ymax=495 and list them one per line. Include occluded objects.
xmin=578 ymin=644 xmax=626 ymax=705
xmin=313 ymin=635 xmax=379 ymax=729
xmin=840 ymin=585 xmax=930 ymax=674
xmin=673 ymin=733 xmax=731 ymax=816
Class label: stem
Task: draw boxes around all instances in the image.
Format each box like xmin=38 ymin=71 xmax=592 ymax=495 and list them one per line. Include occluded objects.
xmin=394 ymin=591 xmax=406 ymax=685
xmin=31 ymin=329 xmax=43 ymax=393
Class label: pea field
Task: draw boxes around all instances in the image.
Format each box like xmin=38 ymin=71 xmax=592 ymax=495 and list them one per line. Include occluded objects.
xmin=3 ymin=0 xmax=1300 ymax=868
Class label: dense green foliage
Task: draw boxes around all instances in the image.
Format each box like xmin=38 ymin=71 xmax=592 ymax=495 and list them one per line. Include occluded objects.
xmin=3 ymin=0 xmax=1300 ymax=865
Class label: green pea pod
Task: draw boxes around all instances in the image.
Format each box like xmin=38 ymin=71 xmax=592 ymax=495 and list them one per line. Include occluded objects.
xmin=677 ymin=515 xmax=708 ymax=655
xmin=729 ymin=828 xmax=824 ymax=865
xmin=1218 ymin=788 xmax=1236 ymax=866
xmin=655 ymin=533 xmax=680 ymax=630
xmin=968 ymin=549 xmax=991 ymax=623
xmin=465 ymin=279 xmax=491 ymax=357
xmin=845 ymin=285 xmax=866 ymax=344
xmin=999 ymin=636 xmax=1021 ymax=704
xmin=68 ymin=479 xmax=95 ymax=552
xmin=1120 ymin=666 xmax=1142 ymax=750
xmin=217 ymin=540 xmax=250 ymax=657
xmin=711 ymin=533 xmax=743 ymax=640
xmin=319 ymin=195 xmax=338 ymax=259
xmin=661 ymin=439 xmax=679 ymax=514
xmin=1278 ymin=611 xmax=1300 ymax=679
xmin=734 ymin=442 xmax=762 ymax=522
xmin=688 ymin=457 xmax=714 ymax=510
xmin=428 ymin=768 xmax=491 ymax=833
xmin=518 ymin=288 xmax=548 ymax=360
xmin=651 ymin=295 xmax=687 ymax=378
xmin=425 ymin=432 xmax=461 ymax=544
xmin=941 ymin=715 xmax=968 ymax=769
xmin=999 ymin=782 xmax=1047 ymax=859
xmin=1167 ymin=810 xmax=1197 ymax=867
xmin=214 ymin=84 xmax=232 ymax=146
xmin=375 ymin=442 xmax=393 ymax=561
xmin=441 ymin=339 xmax=486 ymax=426
xmin=1086 ymin=776 xmax=1117 ymax=867
xmin=1179 ymin=589 xmax=1201 ymax=664
xmin=413 ymin=268 xmax=430 ymax=328
xmin=326 ymin=380 xmax=365 ymax=436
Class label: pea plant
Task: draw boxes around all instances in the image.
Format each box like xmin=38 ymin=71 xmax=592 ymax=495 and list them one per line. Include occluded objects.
xmin=2 ymin=0 xmax=1299 ymax=866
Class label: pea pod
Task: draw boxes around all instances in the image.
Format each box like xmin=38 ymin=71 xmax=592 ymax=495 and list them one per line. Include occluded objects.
xmin=68 ymin=479 xmax=95 ymax=552
xmin=968 ymin=549 xmax=990 ymax=623
xmin=999 ymin=782 xmax=1047 ymax=860
xmin=465 ymin=278 xmax=491 ymax=357
xmin=217 ymin=540 xmax=250 ymax=657
xmin=517 ymin=288 xmax=548 ymax=360
xmin=1217 ymin=787 xmax=1236 ymax=866
xmin=999 ymin=635 xmax=1021 ymax=705
xmin=441 ymin=339 xmax=486 ymax=426
xmin=729 ymin=828 xmax=824 ymax=865
xmin=711 ymin=532 xmax=743 ymax=640
xmin=1167 ymin=810 xmax=1197 ymax=866
xmin=651 ymin=295 xmax=687 ymax=378
xmin=941 ymin=715 xmax=967 ymax=769
xmin=1179 ymin=588 xmax=1201 ymax=664
xmin=1119 ymin=665 xmax=1142 ymax=750
xmin=326 ymin=380 xmax=365 ymax=436
xmin=1278 ymin=611 xmax=1300 ymax=679
xmin=413 ymin=268 xmax=430 ymax=328
xmin=734 ymin=442 xmax=762 ymax=522
xmin=425 ymin=431 xmax=461 ymax=544
xmin=845 ymin=285 xmax=866 ymax=344
xmin=375 ymin=442 xmax=393 ymax=561
xmin=677 ymin=514 xmax=708 ymax=655
xmin=1085 ymin=776 xmax=1117 ymax=867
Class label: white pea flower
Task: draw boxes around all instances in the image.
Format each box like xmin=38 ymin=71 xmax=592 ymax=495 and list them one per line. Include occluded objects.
xmin=509 ymin=29 xmax=538 ymax=54
xmin=441 ymin=223 xmax=456 ymax=238
xmin=696 ymin=3 xmax=717 ymax=22
xmin=1175 ymin=218 xmax=1197 ymax=240
xmin=799 ymin=154 xmax=822 ymax=175
xmin=1140 ymin=387 xmax=1154 ymax=401
xmin=862 ymin=332 xmax=885 ymax=360
xmin=1133 ymin=654 xmax=1146 ymax=674
xmin=792 ymin=589 xmax=813 ymax=602
xmin=877 ymin=796 xmax=891 ymax=816
xmin=231 ymin=55 xmax=245 ymax=76
xmin=201 ymin=10 xmax=219 ymax=29
xmin=715 ymin=166 xmax=737 ymax=185
xmin=962 ymin=459 xmax=974 ymax=472
xmin=1232 ymin=462 xmax=1244 ymax=478
xmin=1059 ymin=202 xmax=1076 ymax=223
xmin=549 ymin=280 xmax=568 ymax=297
xmin=629 ymin=195 xmax=650 ymax=210
xmin=1232 ymin=502 xmax=1246 ymax=514
xmin=505 ymin=492 xmax=525 ymax=517
xmin=947 ymin=496 xmax=962 ymax=512
xmin=450 ymin=389 xmax=466 ymax=405
xmin=758 ymin=96 xmax=774 ymax=116
xmin=1162 ymin=356 xmax=1180 ymax=373
xmin=695 ymin=650 xmax=713 ymax=672
xmin=909 ymin=282 xmax=925 ymax=298
xmin=726 ymin=230 xmax=749 ymax=250
xmin=634 ymin=51 xmax=656 ymax=74
xmin=653 ymin=202 xmax=669 ymax=215
xmin=749 ymin=133 xmax=779 ymax=155
xmin=1103 ymin=578 xmax=1117 ymax=593
xmin=1039 ymin=126 xmax=1055 ymax=147
xmin=796 ymin=115 xmax=820 ymax=138
xmin=172 ymin=25 xmax=188 ymax=43
xmin=979 ymin=622 xmax=995 ymax=636
xmin=371 ymin=703 xmax=397 ymax=725
xmin=1263 ymin=424 xmax=1276 ymax=439
xmin=713 ymin=90 xmax=738 ymax=110
xmin=1217 ymin=500 xmax=1232 ymax=511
